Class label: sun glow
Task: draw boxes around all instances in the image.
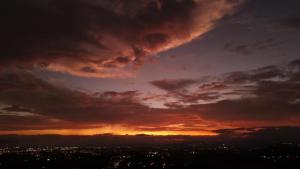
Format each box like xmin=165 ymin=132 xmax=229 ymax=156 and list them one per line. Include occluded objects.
xmin=0 ymin=128 xmax=218 ymax=136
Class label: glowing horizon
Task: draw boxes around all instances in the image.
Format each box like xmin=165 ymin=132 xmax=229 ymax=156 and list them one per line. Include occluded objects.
xmin=0 ymin=129 xmax=218 ymax=136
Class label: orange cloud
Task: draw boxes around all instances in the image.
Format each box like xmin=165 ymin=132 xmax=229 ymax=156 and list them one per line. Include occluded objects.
xmin=0 ymin=0 xmax=243 ymax=77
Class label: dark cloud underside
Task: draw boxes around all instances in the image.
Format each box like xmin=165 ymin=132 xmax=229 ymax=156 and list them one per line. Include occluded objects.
xmin=0 ymin=0 xmax=242 ymax=77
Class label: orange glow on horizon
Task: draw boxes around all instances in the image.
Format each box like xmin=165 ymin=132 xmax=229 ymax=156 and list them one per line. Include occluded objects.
xmin=0 ymin=128 xmax=218 ymax=136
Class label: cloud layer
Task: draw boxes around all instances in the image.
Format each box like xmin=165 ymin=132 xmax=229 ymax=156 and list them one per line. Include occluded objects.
xmin=0 ymin=60 xmax=299 ymax=134
xmin=150 ymin=59 xmax=300 ymax=123
xmin=0 ymin=0 xmax=242 ymax=77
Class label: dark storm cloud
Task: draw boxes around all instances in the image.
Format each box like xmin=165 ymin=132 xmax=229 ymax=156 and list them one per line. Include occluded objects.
xmin=224 ymin=65 xmax=285 ymax=84
xmin=189 ymin=61 xmax=300 ymax=121
xmin=151 ymin=60 xmax=300 ymax=122
xmin=153 ymin=79 xmax=222 ymax=104
xmin=150 ymin=62 xmax=290 ymax=95
xmin=150 ymin=63 xmax=289 ymax=104
xmin=102 ymin=91 xmax=139 ymax=98
xmin=150 ymin=79 xmax=197 ymax=91
xmin=0 ymin=0 xmax=242 ymax=77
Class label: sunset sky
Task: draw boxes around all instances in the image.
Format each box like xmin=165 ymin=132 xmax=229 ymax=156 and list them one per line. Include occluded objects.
xmin=0 ymin=0 xmax=300 ymax=136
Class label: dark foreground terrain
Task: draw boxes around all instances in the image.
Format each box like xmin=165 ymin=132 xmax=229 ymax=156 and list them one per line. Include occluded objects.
xmin=0 ymin=143 xmax=299 ymax=169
